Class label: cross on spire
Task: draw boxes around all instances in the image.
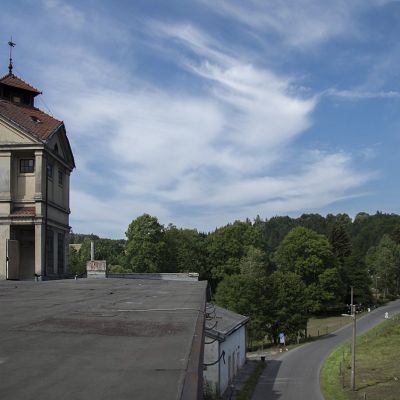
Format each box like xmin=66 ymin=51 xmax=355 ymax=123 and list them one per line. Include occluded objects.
xmin=8 ymin=37 xmax=16 ymax=74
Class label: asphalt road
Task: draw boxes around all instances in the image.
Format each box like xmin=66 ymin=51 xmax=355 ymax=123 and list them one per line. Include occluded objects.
xmin=252 ymin=299 xmax=400 ymax=400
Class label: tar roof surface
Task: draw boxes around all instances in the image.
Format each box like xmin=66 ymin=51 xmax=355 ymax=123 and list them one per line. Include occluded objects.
xmin=0 ymin=278 xmax=207 ymax=400
xmin=206 ymin=304 xmax=249 ymax=339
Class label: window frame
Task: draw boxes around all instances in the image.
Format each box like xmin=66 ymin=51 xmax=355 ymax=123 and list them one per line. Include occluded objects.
xmin=19 ymin=158 xmax=35 ymax=174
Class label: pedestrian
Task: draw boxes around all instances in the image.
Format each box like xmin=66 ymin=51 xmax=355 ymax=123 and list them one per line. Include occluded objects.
xmin=278 ymin=332 xmax=286 ymax=352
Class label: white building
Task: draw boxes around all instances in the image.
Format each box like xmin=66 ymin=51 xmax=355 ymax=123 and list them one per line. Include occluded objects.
xmin=203 ymin=305 xmax=249 ymax=396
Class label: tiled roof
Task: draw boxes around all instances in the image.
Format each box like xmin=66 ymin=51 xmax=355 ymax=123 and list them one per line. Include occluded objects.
xmin=0 ymin=99 xmax=63 ymax=140
xmin=10 ymin=207 xmax=36 ymax=217
xmin=0 ymin=73 xmax=41 ymax=94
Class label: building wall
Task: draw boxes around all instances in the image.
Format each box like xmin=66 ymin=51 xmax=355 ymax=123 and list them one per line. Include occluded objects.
xmin=219 ymin=326 xmax=247 ymax=395
xmin=203 ymin=337 xmax=220 ymax=394
xmin=203 ymin=326 xmax=247 ymax=396
xmin=0 ymin=120 xmax=72 ymax=279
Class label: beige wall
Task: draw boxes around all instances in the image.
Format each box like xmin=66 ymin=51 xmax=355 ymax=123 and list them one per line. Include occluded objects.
xmin=11 ymin=152 xmax=36 ymax=202
xmin=0 ymin=123 xmax=32 ymax=144
xmin=0 ymin=120 xmax=73 ymax=279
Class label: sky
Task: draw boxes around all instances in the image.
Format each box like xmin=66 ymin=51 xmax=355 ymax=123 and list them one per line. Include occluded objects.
xmin=1 ymin=0 xmax=400 ymax=238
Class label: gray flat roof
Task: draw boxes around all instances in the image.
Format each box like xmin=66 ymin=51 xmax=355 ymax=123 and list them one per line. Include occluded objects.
xmin=0 ymin=278 xmax=207 ymax=400
xmin=206 ymin=304 xmax=249 ymax=340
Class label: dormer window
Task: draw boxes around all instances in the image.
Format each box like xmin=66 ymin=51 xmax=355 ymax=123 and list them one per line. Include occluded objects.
xmin=12 ymin=95 xmax=21 ymax=103
xmin=30 ymin=116 xmax=42 ymax=124
xmin=20 ymin=158 xmax=34 ymax=173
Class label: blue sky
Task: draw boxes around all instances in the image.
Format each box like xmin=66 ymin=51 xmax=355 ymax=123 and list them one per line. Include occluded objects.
xmin=1 ymin=0 xmax=400 ymax=238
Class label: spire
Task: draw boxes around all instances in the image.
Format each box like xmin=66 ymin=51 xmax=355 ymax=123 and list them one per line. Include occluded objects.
xmin=8 ymin=37 xmax=16 ymax=74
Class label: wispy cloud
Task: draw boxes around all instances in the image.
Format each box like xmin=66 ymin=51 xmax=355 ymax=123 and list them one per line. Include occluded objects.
xmin=198 ymin=0 xmax=380 ymax=49
xmin=325 ymin=88 xmax=400 ymax=100
xmin=0 ymin=0 xmax=378 ymax=237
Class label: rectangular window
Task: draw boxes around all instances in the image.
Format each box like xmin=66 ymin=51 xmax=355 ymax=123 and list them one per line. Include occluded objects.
xmin=20 ymin=159 xmax=34 ymax=173
xmin=57 ymin=233 xmax=65 ymax=274
xmin=47 ymin=164 xmax=53 ymax=179
xmin=58 ymin=169 xmax=63 ymax=185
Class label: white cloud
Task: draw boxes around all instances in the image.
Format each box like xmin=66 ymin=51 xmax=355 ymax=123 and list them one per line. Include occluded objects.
xmin=325 ymin=88 xmax=400 ymax=100
xmin=41 ymin=0 xmax=85 ymax=29
xmin=3 ymin=4 xmax=374 ymax=237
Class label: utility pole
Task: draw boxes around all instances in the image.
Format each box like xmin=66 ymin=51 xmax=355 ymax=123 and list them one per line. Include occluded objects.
xmin=351 ymin=286 xmax=356 ymax=391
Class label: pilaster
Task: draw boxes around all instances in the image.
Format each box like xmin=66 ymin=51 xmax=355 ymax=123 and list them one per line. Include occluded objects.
xmin=0 ymin=152 xmax=12 ymax=215
xmin=35 ymin=223 xmax=45 ymax=276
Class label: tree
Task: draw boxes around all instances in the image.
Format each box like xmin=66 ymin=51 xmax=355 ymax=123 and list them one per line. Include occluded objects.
xmin=274 ymin=227 xmax=341 ymax=312
xmin=329 ymin=223 xmax=352 ymax=263
xmin=344 ymin=255 xmax=372 ymax=304
xmin=366 ymin=235 xmax=400 ymax=297
xmin=164 ymin=225 xmax=208 ymax=277
xmin=215 ymin=274 xmax=269 ymax=341
xmin=125 ymin=214 xmax=168 ymax=273
xmin=269 ymin=271 xmax=308 ymax=342
xmin=239 ymin=246 xmax=270 ymax=279
xmin=206 ymin=220 xmax=264 ymax=288
xmin=274 ymin=227 xmax=335 ymax=284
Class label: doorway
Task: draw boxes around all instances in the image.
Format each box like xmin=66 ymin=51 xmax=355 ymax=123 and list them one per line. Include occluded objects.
xmin=10 ymin=226 xmax=35 ymax=279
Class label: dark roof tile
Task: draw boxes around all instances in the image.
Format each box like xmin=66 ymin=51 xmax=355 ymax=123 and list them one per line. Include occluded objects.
xmin=0 ymin=99 xmax=62 ymax=140
xmin=0 ymin=73 xmax=41 ymax=94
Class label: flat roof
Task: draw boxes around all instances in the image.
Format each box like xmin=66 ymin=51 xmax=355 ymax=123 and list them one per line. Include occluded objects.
xmin=0 ymin=278 xmax=207 ymax=400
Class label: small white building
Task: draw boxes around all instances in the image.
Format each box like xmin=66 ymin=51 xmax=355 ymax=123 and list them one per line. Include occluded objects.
xmin=203 ymin=304 xmax=249 ymax=396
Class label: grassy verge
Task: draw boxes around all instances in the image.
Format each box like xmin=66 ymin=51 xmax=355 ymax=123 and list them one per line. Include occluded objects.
xmin=321 ymin=315 xmax=400 ymax=400
xmin=308 ymin=314 xmax=355 ymax=337
xmin=236 ymin=361 xmax=265 ymax=400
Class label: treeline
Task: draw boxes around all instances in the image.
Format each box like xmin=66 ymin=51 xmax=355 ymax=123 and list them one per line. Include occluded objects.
xmin=69 ymin=212 xmax=400 ymax=341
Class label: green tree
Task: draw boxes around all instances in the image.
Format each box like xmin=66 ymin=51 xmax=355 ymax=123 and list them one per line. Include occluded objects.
xmin=366 ymin=235 xmax=400 ymax=297
xmin=274 ymin=227 xmax=340 ymax=312
xmin=269 ymin=271 xmax=308 ymax=342
xmin=125 ymin=214 xmax=168 ymax=273
xmin=215 ymin=274 xmax=269 ymax=342
xmin=68 ymin=247 xmax=85 ymax=275
xmin=329 ymin=223 xmax=352 ymax=263
xmin=164 ymin=225 xmax=208 ymax=277
xmin=274 ymin=227 xmax=335 ymax=284
xmin=206 ymin=220 xmax=264 ymax=287
xmin=239 ymin=246 xmax=270 ymax=279
xmin=344 ymin=255 xmax=372 ymax=304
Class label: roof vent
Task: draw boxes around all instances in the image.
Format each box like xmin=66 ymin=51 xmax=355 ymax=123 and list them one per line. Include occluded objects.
xmin=30 ymin=115 xmax=42 ymax=124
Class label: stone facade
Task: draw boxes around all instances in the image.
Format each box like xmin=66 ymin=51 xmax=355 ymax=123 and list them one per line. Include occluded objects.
xmin=0 ymin=72 xmax=75 ymax=279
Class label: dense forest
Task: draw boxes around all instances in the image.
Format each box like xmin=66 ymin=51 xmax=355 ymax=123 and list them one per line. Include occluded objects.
xmin=69 ymin=212 xmax=400 ymax=342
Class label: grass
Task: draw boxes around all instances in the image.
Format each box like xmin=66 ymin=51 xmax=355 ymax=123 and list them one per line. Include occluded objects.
xmin=321 ymin=315 xmax=400 ymax=400
xmin=248 ymin=314 xmax=355 ymax=352
xmin=307 ymin=314 xmax=356 ymax=337
xmin=236 ymin=361 xmax=265 ymax=400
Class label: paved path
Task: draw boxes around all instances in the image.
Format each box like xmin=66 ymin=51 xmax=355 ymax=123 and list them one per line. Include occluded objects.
xmin=252 ymin=299 xmax=400 ymax=400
